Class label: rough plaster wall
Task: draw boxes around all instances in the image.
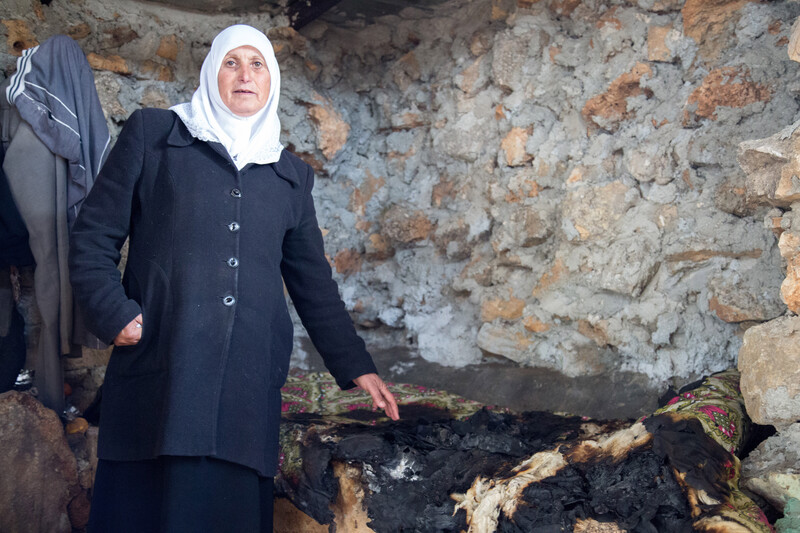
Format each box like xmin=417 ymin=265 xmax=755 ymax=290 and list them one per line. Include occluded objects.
xmin=2 ymin=0 xmax=798 ymax=385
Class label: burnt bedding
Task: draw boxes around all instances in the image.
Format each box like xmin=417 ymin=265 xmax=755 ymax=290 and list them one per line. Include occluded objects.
xmin=276 ymin=370 xmax=773 ymax=532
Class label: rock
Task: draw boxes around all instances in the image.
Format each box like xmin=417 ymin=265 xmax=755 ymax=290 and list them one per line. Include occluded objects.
xmin=738 ymin=120 xmax=800 ymax=209
xmin=738 ymin=317 xmax=800 ymax=428
xmin=492 ymin=204 xmax=553 ymax=252
xmin=156 ymin=34 xmax=181 ymax=61
xmin=584 ymin=236 xmax=660 ymax=298
xmin=67 ymin=23 xmax=91 ymax=41
xmin=790 ymin=18 xmax=800 ymax=63
xmin=307 ymin=93 xmax=350 ymax=160
xmin=782 ymin=255 xmax=800 ymax=314
xmin=333 ymin=248 xmax=363 ymax=278
xmin=682 ymin=0 xmax=756 ymax=60
xmin=581 ymin=63 xmax=653 ymax=133
xmin=1 ymin=19 xmax=38 ymax=56
xmin=481 ymin=296 xmax=525 ymax=322
xmin=348 ymin=172 xmax=385 ymax=217
xmin=67 ymin=426 xmax=99 ymax=491
xmin=391 ymin=51 xmax=421 ymax=91
xmin=365 ymin=233 xmax=394 ymax=261
xmin=684 ymin=67 xmax=771 ymax=124
xmin=500 ymin=127 xmax=532 ymax=167
xmin=476 ymin=323 xmax=605 ymax=377
xmin=562 ymin=181 xmax=636 ymax=242
xmin=707 ymin=268 xmax=785 ymax=323
xmin=101 ymin=25 xmax=138 ymax=49
xmin=549 ymin=0 xmax=581 ymax=17
xmin=381 ymin=205 xmax=434 ymax=245
xmin=456 ymin=55 xmax=489 ymax=95
xmin=0 ymin=391 xmax=79 ymax=533
xmin=714 ymin=176 xmax=754 ymax=217
xmin=140 ymin=86 xmax=172 ymax=109
xmin=476 ymin=323 xmax=534 ymax=362
xmin=87 ymin=52 xmax=131 ymax=75
xmin=740 ymin=423 xmax=800 ymax=512
xmin=68 ymin=491 xmax=91 ymax=531
xmin=491 ymin=32 xmax=527 ymax=90
xmin=647 ymin=24 xmax=675 ymax=62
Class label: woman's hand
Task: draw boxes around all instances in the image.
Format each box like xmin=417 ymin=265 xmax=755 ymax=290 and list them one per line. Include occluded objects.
xmin=353 ymin=373 xmax=400 ymax=421
xmin=113 ymin=314 xmax=143 ymax=346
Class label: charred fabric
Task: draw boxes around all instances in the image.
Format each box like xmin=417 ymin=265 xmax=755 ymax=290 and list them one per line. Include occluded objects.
xmin=276 ymin=404 xmax=763 ymax=532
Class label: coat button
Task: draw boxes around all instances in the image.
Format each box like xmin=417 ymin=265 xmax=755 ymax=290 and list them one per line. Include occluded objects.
xmin=227 ymin=257 xmax=239 ymax=268
xmin=231 ymin=188 xmax=242 ymax=198
xmin=228 ymin=222 xmax=240 ymax=232
xmin=222 ymin=296 xmax=236 ymax=306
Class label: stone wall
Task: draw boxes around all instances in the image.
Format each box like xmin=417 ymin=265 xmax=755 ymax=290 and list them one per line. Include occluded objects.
xmin=2 ymin=0 xmax=799 ymax=388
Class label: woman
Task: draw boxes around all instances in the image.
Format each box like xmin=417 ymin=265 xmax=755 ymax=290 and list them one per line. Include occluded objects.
xmin=69 ymin=24 xmax=398 ymax=532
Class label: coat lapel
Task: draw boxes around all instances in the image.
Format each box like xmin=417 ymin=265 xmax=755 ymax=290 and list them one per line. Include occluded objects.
xmin=270 ymin=151 xmax=301 ymax=189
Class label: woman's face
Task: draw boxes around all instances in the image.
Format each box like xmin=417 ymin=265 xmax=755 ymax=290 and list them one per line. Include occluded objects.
xmin=217 ymin=45 xmax=271 ymax=117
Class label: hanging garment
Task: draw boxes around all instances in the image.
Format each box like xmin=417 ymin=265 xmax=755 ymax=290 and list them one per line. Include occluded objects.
xmin=1 ymin=35 xmax=110 ymax=413
xmin=5 ymin=34 xmax=110 ymax=226
xmin=0 ymin=127 xmax=34 ymax=394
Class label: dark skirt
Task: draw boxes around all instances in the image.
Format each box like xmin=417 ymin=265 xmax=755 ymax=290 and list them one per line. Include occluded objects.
xmin=88 ymin=455 xmax=274 ymax=533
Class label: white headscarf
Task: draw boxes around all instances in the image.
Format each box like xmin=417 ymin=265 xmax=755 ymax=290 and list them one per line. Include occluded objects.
xmin=170 ymin=24 xmax=283 ymax=169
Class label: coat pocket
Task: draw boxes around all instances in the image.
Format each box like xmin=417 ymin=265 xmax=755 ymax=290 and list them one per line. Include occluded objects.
xmin=107 ymin=260 xmax=171 ymax=377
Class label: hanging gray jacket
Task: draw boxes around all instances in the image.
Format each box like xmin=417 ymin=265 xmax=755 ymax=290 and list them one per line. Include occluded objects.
xmin=6 ymin=34 xmax=110 ymax=226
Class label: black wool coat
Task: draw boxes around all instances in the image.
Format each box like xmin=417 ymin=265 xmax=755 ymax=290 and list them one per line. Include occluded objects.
xmin=69 ymin=109 xmax=377 ymax=476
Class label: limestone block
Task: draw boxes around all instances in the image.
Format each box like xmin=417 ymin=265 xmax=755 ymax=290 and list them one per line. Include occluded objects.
xmin=779 ymin=231 xmax=800 ymax=260
xmin=738 ymin=316 xmax=800 ymax=428
xmin=140 ymin=86 xmax=172 ymax=109
xmin=67 ymin=23 xmax=91 ymax=41
xmin=500 ymin=127 xmax=532 ymax=167
xmin=492 ymin=205 xmax=553 ymax=252
xmin=381 ymin=205 xmax=434 ymax=245
xmin=549 ymin=0 xmax=581 ymax=17
xmin=714 ymin=176 xmax=753 ymax=217
xmin=781 ymin=255 xmax=800 ymax=313
xmin=333 ymin=248 xmax=363 ymax=278
xmin=0 ymin=392 xmax=80 ymax=533
xmin=685 ymin=67 xmax=771 ymax=124
xmin=433 ymin=218 xmax=470 ymax=261
xmin=101 ymin=25 xmax=138 ymax=49
xmin=581 ymin=63 xmax=653 ymax=133
xmin=491 ymin=32 xmax=527 ymax=90
xmin=87 ymin=52 xmax=131 ymax=75
xmin=650 ymin=0 xmax=683 ymax=13
xmin=625 ymin=146 xmax=674 ymax=184
xmin=477 ymin=323 xmax=605 ymax=376
xmin=156 ymin=34 xmax=181 ymax=61
xmin=738 ymin=120 xmax=800 ymax=208
xmin=476 ymin=323 xmax=534 ymax=363
xmin=707 ymin=268 xmax=785 ymax=323
xmin=647 ymin=24 xmax=674 ymax=62
xmin=740 ymin=423 xmax=800 ymax=511
xmin=365 ymin=234 xmax=394 ymax=261
xmin=481 ymin=296 xmax=525 ymax=322
xmin=1 ymin=19 xmax=38 ymax=56
xmin=307 ymin=94 xmax=350 ymax=160
xmin=682 ymin=0 xmax=756 ymax=60
xmin=562 ymin=181 xmax=636 ymax=241
xmin=432 ymin=112 xmax=493 ymax=163
xmin=583 ymin=236 xmax=660 ymax=298
xmin=391 ymin=51 xmax=421 ymax=91
xmin=790 ymin=17 xmax=800 ymax=63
